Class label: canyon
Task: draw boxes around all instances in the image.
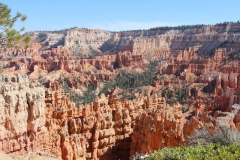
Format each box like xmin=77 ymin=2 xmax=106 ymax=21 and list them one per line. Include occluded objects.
xmin=1 ymin=23 xmax=240 ymax=159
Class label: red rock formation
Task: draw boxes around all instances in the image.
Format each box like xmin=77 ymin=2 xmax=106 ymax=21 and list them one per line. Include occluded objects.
xmin=3 ymin=24 xmax=240 ymax=159
xmin=1 ymin=72 xmax=240 ymax=159
xmin=162 ymin=50 xmax=224 ymax=76
xmin=130 ymin=101 xmax=183 ymax=155
xmin=116 ymin=51 xmax=144 ymax=68
xmin=0 ymin=43 xmax=41 ymax=57
xmin=0 ymin=75 xmax=185 ymax=159
xmin=42 ymin=84 xmax=169 ymax=159
xmin=1 ymin=45 xmax=118 ymax=88
xmin=183 ymin=104 xmax=240 ymax=145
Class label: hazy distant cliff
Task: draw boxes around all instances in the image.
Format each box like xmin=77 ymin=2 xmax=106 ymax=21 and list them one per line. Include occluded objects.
xmin=27 ymin=23 xmax=240 ymax=56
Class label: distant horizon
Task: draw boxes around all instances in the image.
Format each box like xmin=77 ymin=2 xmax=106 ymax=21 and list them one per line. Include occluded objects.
xmin=1 ymin=0 xmax=240 ymax=32
xmin=26 ymin=21 xmax=240 ymax=33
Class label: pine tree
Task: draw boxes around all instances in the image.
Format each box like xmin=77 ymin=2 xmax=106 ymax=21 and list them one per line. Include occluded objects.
xmin=0 ymin=3 xmax=30 ymax=49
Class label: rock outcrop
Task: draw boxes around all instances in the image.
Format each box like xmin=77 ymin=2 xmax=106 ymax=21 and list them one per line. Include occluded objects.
xmin=130 ymin=101 xmax=184 ymax=155
xmin=40 ymin=83 xmax=168 ymax=160
xmin=0 ymin=75 xmax=167 ymax=159
xmin=0 ymin=74 xmax=45 ymax=155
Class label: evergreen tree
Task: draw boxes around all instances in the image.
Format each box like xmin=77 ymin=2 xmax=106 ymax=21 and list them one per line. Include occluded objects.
xmin=0 ymin=3 xmax=30 ymax=49
xmin=82 ymin=84 xmax=96 ymax=105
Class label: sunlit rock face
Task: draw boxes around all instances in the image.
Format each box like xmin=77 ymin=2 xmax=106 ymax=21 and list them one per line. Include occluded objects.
xmin=0 ymin=74 xmax=45 ymax=155
xmin=1 ymin=74 xmax=240 ymax=160
xmin=0 ymin=74 xmax=170 ymax=159
xmin=41 ymin=82 xmax=168 ymax=160
xmin=24 ymin=23 xmax=240 ymax=57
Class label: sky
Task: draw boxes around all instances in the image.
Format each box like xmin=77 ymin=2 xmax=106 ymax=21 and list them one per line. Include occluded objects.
xmin=1 ymin=0 xmax=240 ymax=32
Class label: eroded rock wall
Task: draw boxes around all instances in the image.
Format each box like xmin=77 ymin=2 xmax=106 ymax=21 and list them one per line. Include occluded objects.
xmin=0 ymin=76 xmax=168 ymax=159
xmin=130 ymin=102 xmax=184 ymax=155
xmin=26 ymin=23 xmax=240 ymax=57
xmin=130 ymin=103 xmax=240 ymax=156
xmin=40 ymin=84 xmax=167 ymax=160
xmin=2 ymin=74 xmax=240 ymax=159
xmin=0 ymin=74 xmax=45 ymax=155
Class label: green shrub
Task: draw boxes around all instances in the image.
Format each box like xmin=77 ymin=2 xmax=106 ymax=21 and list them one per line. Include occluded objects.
xmin=148 ymin=142 xmax=240 ymax=160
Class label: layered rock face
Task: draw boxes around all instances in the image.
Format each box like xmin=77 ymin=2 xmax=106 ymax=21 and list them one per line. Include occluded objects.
xmin=40 ymin=82 xmax=169 ymax=160
xmin=6 ymin=24 xmax=240 ymax=85
xmin=27 ymin=23 xmax=240 ymax=57
xmin=4 ymin=45 xmax=117 ymax=84
xmin=2 ymin=73 xmax=240 ymax=159
xmin=26 ymin=31 xmax=65 ymax=50
xmin=12 ymin=24 xmax=240 ymax=85
xmin=116 ymin=51 xmax=144 ymax=68
xmin=0 ymin=74 xmax=45 ymax=155
xmin=41 ymin=81 xmax=240 ymax=158
xmin=130 ymin=100 xmax=184 ymax=155
xmin=64 ymin=28 xmax=112 ymax=54
xmin=0 ymin=76 xmax=180 ymax=159
xmin=184 ymin=104 xmax=240 ymax=145
xmin=130 ymin=102 xmax=240 ymax=155
xmin=0 ymin=43 xmax=42 ymax=57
